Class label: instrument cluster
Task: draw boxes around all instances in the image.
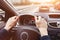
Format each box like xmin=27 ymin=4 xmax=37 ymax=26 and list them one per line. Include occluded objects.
xmin=19 ymin=15 xmax=35 ymax=26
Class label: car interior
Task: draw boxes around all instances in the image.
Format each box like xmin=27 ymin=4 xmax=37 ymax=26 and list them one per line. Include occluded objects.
xmin=0 ymin=0 xmax=60 ymax=40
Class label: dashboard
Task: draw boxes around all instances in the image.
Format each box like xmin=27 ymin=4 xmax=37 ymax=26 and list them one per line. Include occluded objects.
xmin=17 ymin=13 xmax=60 ymax=40
xmin=18 ymin=13 xmax=60 ymax=27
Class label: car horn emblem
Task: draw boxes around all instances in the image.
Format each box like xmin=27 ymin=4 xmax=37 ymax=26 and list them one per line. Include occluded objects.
xmin=20 ymin=32 xmax=29 ymax=40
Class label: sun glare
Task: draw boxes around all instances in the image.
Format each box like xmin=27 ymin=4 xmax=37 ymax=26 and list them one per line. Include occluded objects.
xmin=29 ymin=0 xmax=52 ymax=2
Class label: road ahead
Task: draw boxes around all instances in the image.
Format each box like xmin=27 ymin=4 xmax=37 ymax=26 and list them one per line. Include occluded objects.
xmin=15 ymin=5 xmax=39 ymax=14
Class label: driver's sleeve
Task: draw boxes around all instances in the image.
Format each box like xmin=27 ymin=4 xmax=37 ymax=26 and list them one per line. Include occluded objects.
xmin=0 ymin=29 xmax=9 ymax=40
xmin=40 ymin=35 xmax=51 ymax=40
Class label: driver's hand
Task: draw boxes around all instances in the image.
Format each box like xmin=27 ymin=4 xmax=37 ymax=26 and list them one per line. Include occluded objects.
xmin=4 ymin=16 xmax=19 ymax=31
xmin=35 ymin=16 xmax=48 ymax=37
xmin=35 ymin=16 xmax=47 ymax=29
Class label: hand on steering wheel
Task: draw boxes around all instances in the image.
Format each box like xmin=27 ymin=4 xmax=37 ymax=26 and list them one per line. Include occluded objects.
xmin=35 ymin=16 xmax=48 ymax=36
xmin=4 ymin=16 xmax=19 ymax=31
xmin=35 ymin=16 xmax=47 ymax=29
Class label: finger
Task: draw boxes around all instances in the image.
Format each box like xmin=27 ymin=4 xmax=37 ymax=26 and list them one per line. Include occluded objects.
xmin=42 ymin=18 xmax=47 ymax=24
xmin=42 ymin=18 xmax=46 ymax=22
xmin=12 ymin=16 xmax=17 ymax=19
xmin=11 ymin=16 xmax=19 ymax=20
xmin=15 ymin=16 xmax=19 ymax=21
xmin=35 ymin=16 xmax=38 ymax=22
xmin=16 ymin=16 xmax=19 ymax=19
xmin=9 ymin=16 xmax=17 ymax=20
xmin=35 ymin=16 xmax=42 ymax=22
xmin=7 ymin=16 xmax=16 ymax=22
xmin=38 ymin=16 xmax=41 ymax=21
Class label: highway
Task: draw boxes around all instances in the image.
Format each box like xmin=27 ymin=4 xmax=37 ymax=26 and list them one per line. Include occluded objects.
xmin=14 ymin=5 xmax=39 ymax=14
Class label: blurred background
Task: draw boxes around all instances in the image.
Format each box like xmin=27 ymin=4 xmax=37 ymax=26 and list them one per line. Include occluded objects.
xmin=7 ymin=0 xmax=60 ymax=5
